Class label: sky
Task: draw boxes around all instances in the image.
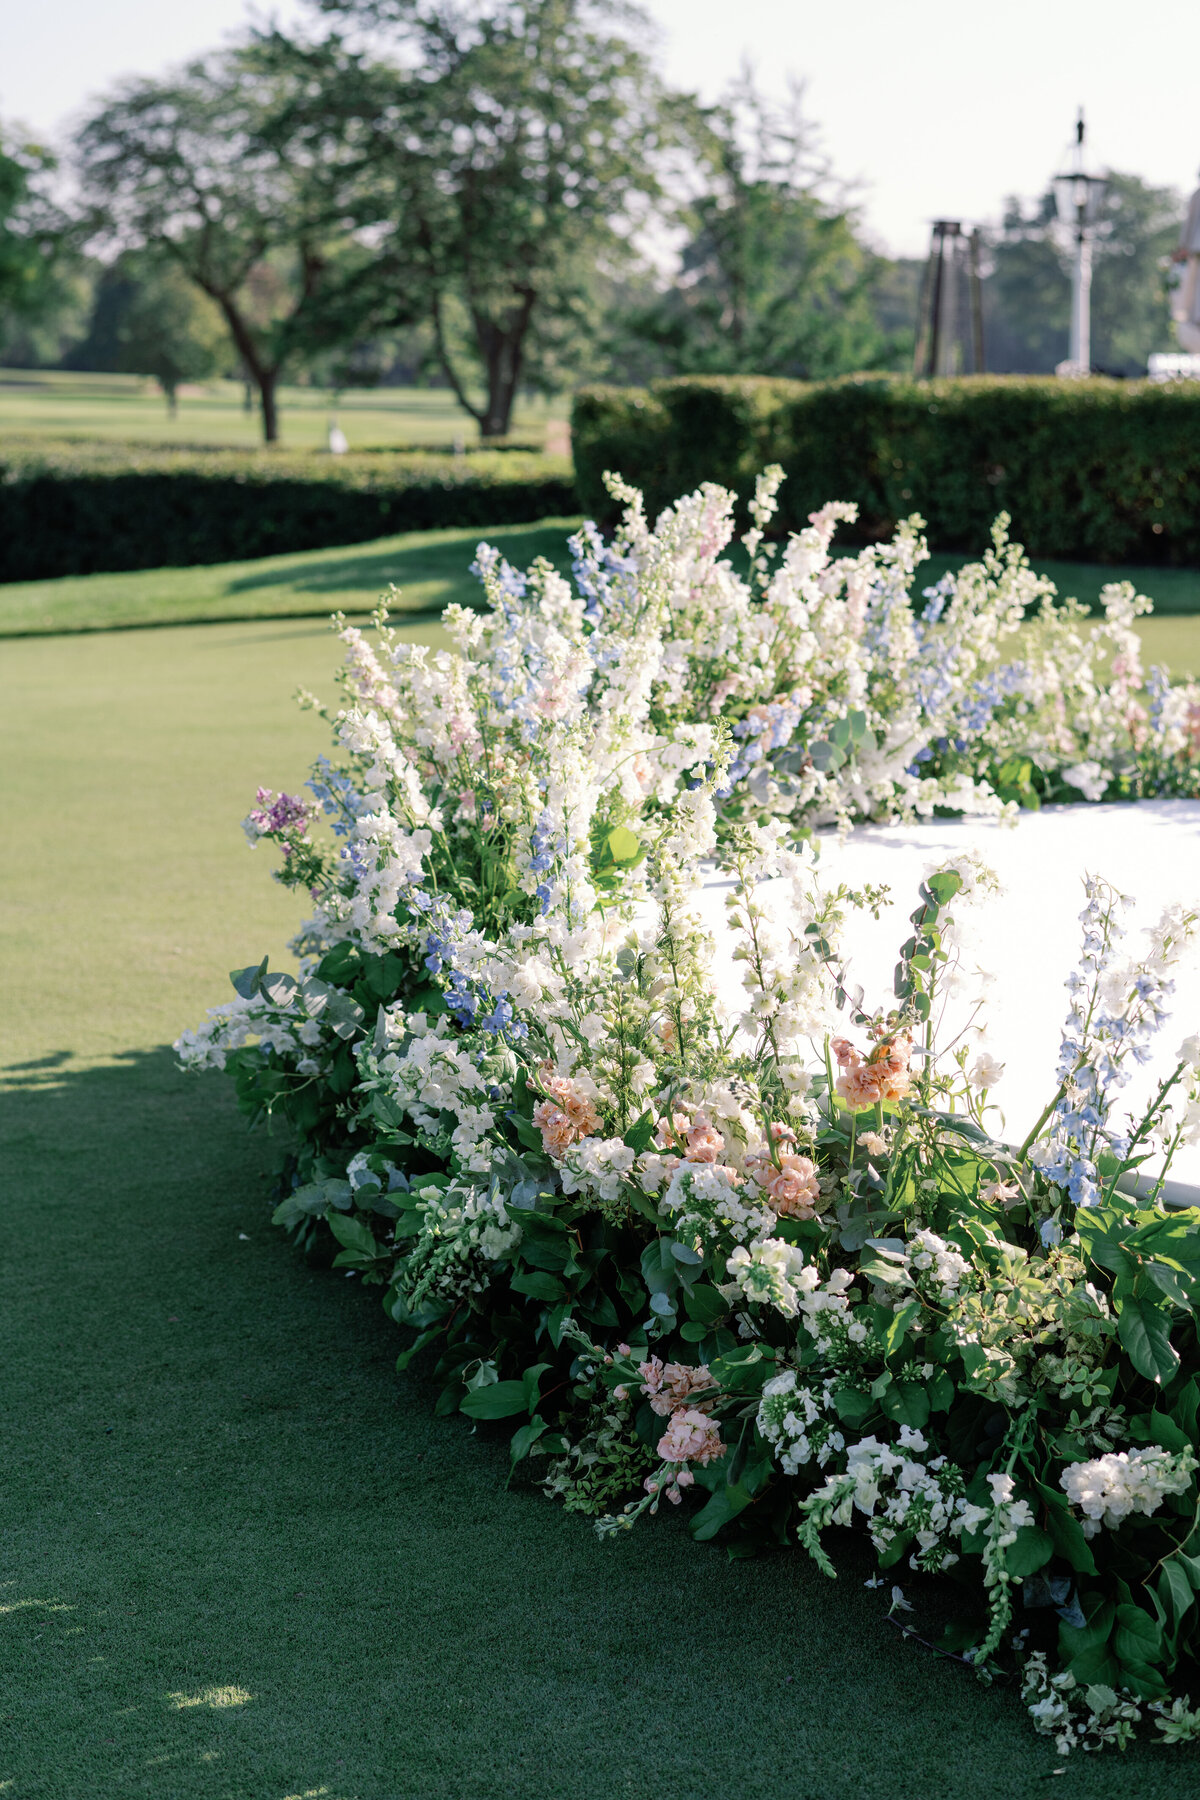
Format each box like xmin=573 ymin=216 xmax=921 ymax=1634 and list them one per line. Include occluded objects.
xmin=5 ymin=0 xmax=1200 ymax=256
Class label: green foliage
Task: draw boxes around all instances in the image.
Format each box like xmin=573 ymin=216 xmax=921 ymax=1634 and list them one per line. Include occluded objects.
xmin=256 ymin=0 xmax=675 ymax=438
xmin=622 ymin=79 xmax=904 ymax=380
xmin=75 ymin=50 xmax=387 ymax=442
xmin=0 ymin=441 xmax=575 ymax=581
xmin=70 ymin=256 xmax=229 ymax=410
xmin=572 ymin=373 xmax=1200 ymax=564
xmin=0 ymin=122 xmax=65 ymax=321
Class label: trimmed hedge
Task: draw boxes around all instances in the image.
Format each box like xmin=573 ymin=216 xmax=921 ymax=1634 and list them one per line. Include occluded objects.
xmin=572 ymin=375 xmax=1200 ymax=564
xmin=0 ymin=440 xmax=577 ymax=582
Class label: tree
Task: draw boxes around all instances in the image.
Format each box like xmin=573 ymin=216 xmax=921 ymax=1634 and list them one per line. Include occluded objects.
xmin=75 ymin=53 xmax=379 ymax=441
xmin=985 ymin=173 xmax=1180 ymax=375
xmin=618 ymin=80 xmax=899 ymax=379
xmin=70 ymin=256 xmax=228 ymax=413
xmin=0 ymin=121 xmax=75 ymax=352
xmin=268 ymin=0 xmax=676 ymax=436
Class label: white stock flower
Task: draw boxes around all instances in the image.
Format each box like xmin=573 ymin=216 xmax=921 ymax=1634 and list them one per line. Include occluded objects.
xmin=968 ymin=1050 xmax=1005 ymax=1089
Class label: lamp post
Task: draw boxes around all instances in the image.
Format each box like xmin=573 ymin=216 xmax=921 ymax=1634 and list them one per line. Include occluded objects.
xmin=1053 ymin=110 xmax=1107 ymax=375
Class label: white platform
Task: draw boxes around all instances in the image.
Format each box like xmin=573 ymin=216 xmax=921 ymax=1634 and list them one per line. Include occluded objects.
xmin=695 ymin=802 xmax=1200 ymax=1189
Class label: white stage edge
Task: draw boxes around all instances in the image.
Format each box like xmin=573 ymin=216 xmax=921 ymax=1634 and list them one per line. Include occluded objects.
xmin=694 ymin=801 xmax=1200 ymax=1193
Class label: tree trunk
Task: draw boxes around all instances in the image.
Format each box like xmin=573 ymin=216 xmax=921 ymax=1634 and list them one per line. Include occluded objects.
xmin=259 ymin=372 xmax=279 ymax=444
xmin=210 ymin=293 xmax=280 ymax=443
xmin=477 ymin=289 xmax=536 ymax=439
xmin=164 ymin=382 xmax=178 ymax=418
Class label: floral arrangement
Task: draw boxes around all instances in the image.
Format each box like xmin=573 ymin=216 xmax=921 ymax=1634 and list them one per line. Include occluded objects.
xmin=179 ymin=473 xmax=1200 ymax=1752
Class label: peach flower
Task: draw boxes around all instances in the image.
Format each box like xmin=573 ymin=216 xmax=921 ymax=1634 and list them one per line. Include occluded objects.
xmin=657 ymin=1408 xmax=726 ymax=1466
xmin=833 ymin=1034 xmax=912 ymax=1111
xmin=532 ymin=1100 xmax=579 ymax=1160
xmin=682 ymin=1111 xmax=725 ymax=1163
xmin=640 ymin=1358 xmax=717 ymax=1417
xmin=748 ymin=1150 xmax=820 ymax=1219
xmin=533 ymin=1065 xmax=600 ymax=1156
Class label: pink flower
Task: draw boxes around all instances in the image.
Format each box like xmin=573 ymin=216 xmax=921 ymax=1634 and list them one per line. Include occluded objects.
xmin=750 ymin=1151 xmax=820 ymax=1219
xmin=532 ymin=1100 xmax=582 ymax=1160
xmin=640 ymin=1359 xmax=717 ymax=1417
xmin=833 ymin=1035 xmax=912 ymax=1111
xmin=682 ymin=1112 xmax=725 ymax=1163
xmin=533 ymin=1066 xmax=600 ymax=1156
xmin=657 ymin=1408 xmax=726 ymax=1466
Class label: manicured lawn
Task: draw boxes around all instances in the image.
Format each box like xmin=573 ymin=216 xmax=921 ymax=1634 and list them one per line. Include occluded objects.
xmin=2 ymin=617 xmax=1195 ymax=1799
xmin=6 ymin=527 xmax=1200 ymax=668
xmin=923 ymin=551 xmax=1200 ymax=617
xmin=0 ymin=367 xmax=565 ymax=450
xmin=0 ymin=519 xmax=582 ymax=637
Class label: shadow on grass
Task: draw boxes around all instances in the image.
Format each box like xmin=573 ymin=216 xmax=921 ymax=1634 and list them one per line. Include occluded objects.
xmin=2 ymin=1050 xmax=1193 ymax=1800
xmin=224 ymin=520 xmax=579 ymax=600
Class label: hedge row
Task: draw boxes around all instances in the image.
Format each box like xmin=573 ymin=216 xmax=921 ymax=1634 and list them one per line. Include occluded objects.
xmin=0 ymin=440 xmax=577 ymax=582
xmin=571 ymin=375 xmax=1200 ymax=564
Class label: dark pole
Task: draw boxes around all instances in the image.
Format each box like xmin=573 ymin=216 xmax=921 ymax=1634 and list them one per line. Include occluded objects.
xmin=913 ymin=247 xmax=935 ymax=376
xmin=927 ymin=224 xmax=947 ymax=377
xmin=969 ymin=228 xmax=985 ymax=373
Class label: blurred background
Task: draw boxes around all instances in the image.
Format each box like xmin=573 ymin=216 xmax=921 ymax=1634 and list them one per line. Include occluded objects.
xmin=3 ymin=0 xmax=1198 ymax=448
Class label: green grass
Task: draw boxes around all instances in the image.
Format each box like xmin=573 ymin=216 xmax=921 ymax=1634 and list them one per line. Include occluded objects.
xmin=0 ymin=519 xmax=582 ymax=637
xmin=923 ymin=551 xmax=1200 ymax=616
xmin=3 ymin=617 xmax=1199 ymax=1799
xmin=0 ymin=367 xmax=567 ymax=450
xmin=5 ymin=531 xmax=1200 ymax=673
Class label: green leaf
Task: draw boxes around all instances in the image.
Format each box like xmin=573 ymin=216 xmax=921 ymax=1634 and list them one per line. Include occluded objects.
xmin=1036 ymin=1482 xmax=1098 ymax=1576
xmin=580 ymin=1290 xmax=619 ymax=1328
xmin=833 ymin=1385 xmax=875 ymax=1427
xmin=1118 ymin=1296 xmax=1180 ymax=1386
xmin=669 ymin=1240 xmax=703 ymax=1266
xmin=460 ymin=1381 xmax=529 ymax=1420
xmin=1129 ymin=1408 xmax=1191 ymax=1455
xmin=857 ymin=1253 xmax=911 ymax=1287
xmin=1114 ymin=1602 xmax=1163 ymax=1670
xmin=925 ymin=870 xmax=962 ymax=906
xmin=1005 ymin=1526 xmax=1054 ymax=1580
xmin=622 ymin=1110 xmax=656 ymax=1153
xmin=521 ymin=1362 xmax=552 ymax=1412
xmin=683 ymin=1283 xmax=730 ymax=1327
xmin=641 ymin=1238 xmax=679 ymax=1298
xmin=510 ymin=1113 xmax=545 ymax=1154
xmin=605 ymin=826 xmax=643 ymax=866
xmin=1158 ymin=1559 xmax=1196 ymax=1631
xmin=510 ymin=1270 xmax=567 ymax=1304
xmin=809 ymin=739 xmax=845 ymax=773
xmin=927 ymin=1367 xmax=956 ymax=1413
xmin=879 ymin=1379 xmax=930 ymax=1428
xmin=1146 ymin=1260 xmax=1195 ymax=1309
xmin=230 ymin=955 xmax=269 ymax=1000
xmin=881 ymin=1299 xmax=922 ymax=1358
xmin=508 ymin=1415 xmax=549 ymax=1469
xmin=326 ymin=1212 xmax=381 ymax=1260
xmin=546 ymin=1302 xmax=572 ymax=1350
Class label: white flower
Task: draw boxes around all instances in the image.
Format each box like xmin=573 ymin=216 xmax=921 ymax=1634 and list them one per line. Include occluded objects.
xmin=968 ymin=1050 xmax=1004 ymax=1089
xmin=1178 ymin=1034 xmax=1200 ymax=1070
xmin=726 ymin=1237 xmax=808 ymax=1316
xmin=1060 ymin=1445 xmax=1197 ymax=1530
xmin=1061 ymin=761 xmax=1109 ymax=802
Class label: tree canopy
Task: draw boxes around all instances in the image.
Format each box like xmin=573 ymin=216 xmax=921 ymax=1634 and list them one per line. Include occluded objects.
xmin=75 ymin=52 xmax=383 ymax=440
xmin=619 ymin=81 xmax=903 ymax=380
xmin=252 ymin=0 xmax=677 ymax=436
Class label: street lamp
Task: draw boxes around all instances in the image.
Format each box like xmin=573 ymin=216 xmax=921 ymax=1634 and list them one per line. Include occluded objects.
xmin=1053 ymin=110 xmax=1107 ymax=375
